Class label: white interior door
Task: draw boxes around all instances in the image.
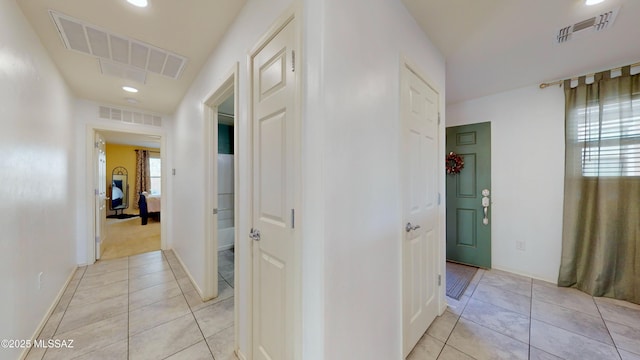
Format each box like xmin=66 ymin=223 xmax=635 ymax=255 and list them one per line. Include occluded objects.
xmin=401 ymin=63 xmax=440 ymax=357
xmin=95 ymin=132 xmax=107 ymax=260
xmin=251 ymin=17 xmax=298 ymax=360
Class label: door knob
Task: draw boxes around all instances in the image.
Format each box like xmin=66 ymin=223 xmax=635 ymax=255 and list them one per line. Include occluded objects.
xmin=249 ymin=228 xmax=261 ymax=241
xmin=405 ymin=222 xmax=421 ymax=232
xmin=481 ymin=189 xmax=490 ymax=225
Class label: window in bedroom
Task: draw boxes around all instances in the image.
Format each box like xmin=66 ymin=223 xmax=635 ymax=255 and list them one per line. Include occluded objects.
xmin=149 ymin=156 xmax=161 ymax=195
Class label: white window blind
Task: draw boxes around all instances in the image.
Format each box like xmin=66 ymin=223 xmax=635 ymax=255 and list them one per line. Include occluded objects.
xmin=577 ymin=98 xmax=640 ymax=177
xmin=149 ymin=156 xmax=161 ymax=194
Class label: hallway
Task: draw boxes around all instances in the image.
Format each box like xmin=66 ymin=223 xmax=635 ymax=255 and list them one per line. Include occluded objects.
xmin=25 ymin=250 xmax=235 ymax=360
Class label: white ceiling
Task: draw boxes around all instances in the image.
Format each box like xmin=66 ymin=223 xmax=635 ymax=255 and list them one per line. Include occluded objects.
xmin=402 ymin=0 xmax=640 ymax=104
xmin=17 ymin=0 xmax=246 ymax=115
xmin=17 ymin=0 xmax=640 ymax=114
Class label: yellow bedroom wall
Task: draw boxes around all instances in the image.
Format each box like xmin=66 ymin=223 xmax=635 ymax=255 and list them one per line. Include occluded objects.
xmin=106 ymin=144 xmax=159 ymax=215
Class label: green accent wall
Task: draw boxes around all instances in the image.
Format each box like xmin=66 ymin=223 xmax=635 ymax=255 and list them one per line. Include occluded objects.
xmin=218 ymin=124 xmax=234 ymax=154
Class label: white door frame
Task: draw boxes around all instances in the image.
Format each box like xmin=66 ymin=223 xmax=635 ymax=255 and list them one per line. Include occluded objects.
xmin=247 ymin=5 xmax=303 ymax=359
xmin=203 ymin=64 xmax=240 ymax=356
xmin=85 ymin=124 xmax=167 ymax=265
xmin=203 ymin=64 xmax=238 ymax=300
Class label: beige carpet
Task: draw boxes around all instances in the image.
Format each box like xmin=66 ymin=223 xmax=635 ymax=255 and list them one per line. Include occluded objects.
xmin=101 ymin=217 xmax=160 ymax=260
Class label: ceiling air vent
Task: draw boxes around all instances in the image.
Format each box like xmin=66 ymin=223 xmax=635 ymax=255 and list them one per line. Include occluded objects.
xmin=49 ymin=10 xmax=188 ymax=80
xmin=99 ymin=106 xmax=162 ymax=127
xmin=556 ymin=7 xmax=619 ymax=43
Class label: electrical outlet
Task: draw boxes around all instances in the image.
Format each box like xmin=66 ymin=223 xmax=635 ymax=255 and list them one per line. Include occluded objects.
xmin=516 ymin=241 xmax=526 ymax=251
xmin=38 ymin=272 xmax=44 ymax=290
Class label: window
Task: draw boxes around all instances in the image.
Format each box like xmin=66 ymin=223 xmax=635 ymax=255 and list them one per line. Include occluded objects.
xmin=576 ymin=98 xmax=640 ymax=177
xmin=149 ymin=156 xmax=161 ymax=194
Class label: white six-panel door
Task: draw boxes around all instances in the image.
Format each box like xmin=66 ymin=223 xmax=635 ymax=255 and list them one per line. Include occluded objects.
xmin=401 ymin=63 xmax=440 ymax=357
xmin=251 ymin=16 xmax=298 ymax=360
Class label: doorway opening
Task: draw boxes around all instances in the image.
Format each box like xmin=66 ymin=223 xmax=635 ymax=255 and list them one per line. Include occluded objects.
xmin=100 ymin=131 xmax=162 ymax=260
xmin=216 ymin=93 xmax=236 ymax=285
xmin=203 ymin=63 xmax=239 ymax=355
xmin=86 ymin=127 xmax=166 ymax=265
xmin=444 ymin=122 xmax=492 ymax=298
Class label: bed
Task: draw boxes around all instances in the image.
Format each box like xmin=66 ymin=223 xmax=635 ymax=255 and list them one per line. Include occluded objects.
xmin=139 ymin=192 xmax=161 ymax=224
xmin=145 ymin=194 xmax=161 ymax=213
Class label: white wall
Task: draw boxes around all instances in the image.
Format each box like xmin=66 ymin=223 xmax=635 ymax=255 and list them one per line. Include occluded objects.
xmin=174 ymin=1 xmax=445 ymax=358
xmin=303 ymin=0 xmax=446 ymax=358
xmin=446 ymin=84 xmax=565 ymax=283
xmin=0 ymin=2 xmax=77 ymax=359
xmin=170 ymin=0 xmax=293 ymax=354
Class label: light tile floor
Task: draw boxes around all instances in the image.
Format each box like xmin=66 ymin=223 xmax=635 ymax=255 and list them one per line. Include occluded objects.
xmin=409 ymin=268 xmax=640 ymax=360
xmin=26 ymin=252 xmax=640 ymax=360
xmin=25 ymin=249 xmax=236 ymax=360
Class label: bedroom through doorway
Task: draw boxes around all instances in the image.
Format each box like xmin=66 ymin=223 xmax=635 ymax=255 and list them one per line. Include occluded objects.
xmin=98 ymin=130 xmax=162 ymax=260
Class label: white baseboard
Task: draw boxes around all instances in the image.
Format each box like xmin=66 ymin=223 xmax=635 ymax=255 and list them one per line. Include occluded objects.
xmin=236 ymin=349 xmax=248 ymax=360
xmin=20 ymin=267 xmax=78 ymax=360
xmin=170 ymin=249 xmax=205 ymax=299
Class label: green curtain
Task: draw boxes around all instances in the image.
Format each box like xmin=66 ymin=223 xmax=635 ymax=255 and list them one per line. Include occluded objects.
xmin=559 ymin=66 xmax=640 ymax=304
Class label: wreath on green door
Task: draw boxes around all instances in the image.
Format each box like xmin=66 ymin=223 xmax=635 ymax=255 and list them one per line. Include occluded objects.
xmin=446 ymin=152 xmax=464 ymax=174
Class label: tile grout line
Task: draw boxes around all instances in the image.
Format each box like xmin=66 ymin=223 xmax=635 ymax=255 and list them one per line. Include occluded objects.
xmin=449 ymin=274 xmax=532 ymax=355
xmin=476 ymin=279 xmax=531 ymax=299
xmin=164 ymin=250 xmax=217 ymax=359
xmin=128 ymin=251 xmax=195 ymax=360
xmin=29 ymin=266 xmax=87 ymax=360
xmin=127 ymin=252 xmax=196 ymax=359
xmin=593 ymin=297 xmax=624 ymax=360
xmin=47 ymin=266 xmax=88 ymax=359
xmin=467 ymin=293 xmax=530 ymax=318
xmin=532 ymin=281 xmax=609 ymax=318
xmin=437 ymin=270 xmax=486 ymax=360
xmin=530 ymin=316 xmax=622 ymax=352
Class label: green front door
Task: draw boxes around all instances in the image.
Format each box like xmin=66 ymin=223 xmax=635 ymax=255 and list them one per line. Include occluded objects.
xmin=446 ymin=122 xmax=491 ymax=268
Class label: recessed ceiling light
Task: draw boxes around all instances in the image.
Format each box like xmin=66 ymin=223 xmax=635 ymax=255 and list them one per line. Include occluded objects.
xmin=126 ymin=0 xmax=148 ymax=8
xmin=585 ymin=0 xmax=605 ymax=5
xmin=122 ymin=86 xmax=138 ymax=93
xmin=125 ymin=98 xmax=139 ymax=104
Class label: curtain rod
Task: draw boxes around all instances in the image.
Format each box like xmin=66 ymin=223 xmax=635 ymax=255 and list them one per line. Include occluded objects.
xmin=539 ymin=61 xmax=640 ymax=89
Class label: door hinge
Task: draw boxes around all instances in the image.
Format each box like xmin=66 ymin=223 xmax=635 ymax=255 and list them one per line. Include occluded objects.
xmin=438 ymin=193 xmax=441 ymax=205
xmin=213 ymin=208 xmax=218 ymax=215
xmin=95 ymin=189 xmax=99 ymax=196
xmin=438 ymin=274 xmax=442 ymax=286
xmin=438 ymin=112 xmax=441 ymax=125
xmin=291 ymin=209 xmax=295 ymax=229
xmin=291 ymin=50 xmax=295 ymax=72
xmin=94 ymin=141 xmax=100 ymax=149
xmin=95 ymin=236 xmax=100 ymax=244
